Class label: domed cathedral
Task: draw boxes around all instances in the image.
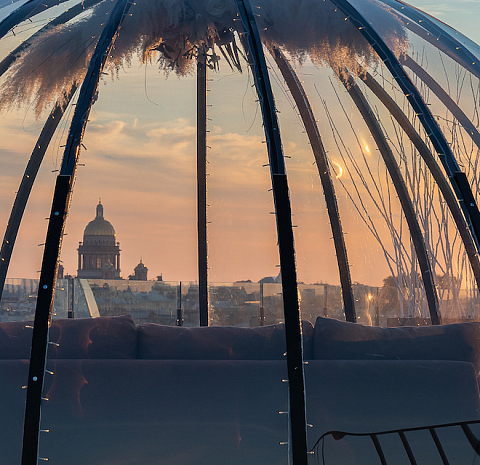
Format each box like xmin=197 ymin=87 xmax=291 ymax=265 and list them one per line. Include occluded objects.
xmin=77 ymin=201 xmax=121 ymax=279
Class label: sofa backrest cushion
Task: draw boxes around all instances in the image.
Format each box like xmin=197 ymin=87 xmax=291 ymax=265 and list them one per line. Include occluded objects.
xmin=313 ymin=317 xmax=480 ymax=370
xmin=49 ymin=315 xmax=137 ymax=359
xmin=137 ymin=321 xmax=314 ymax=360
xmin=0 ymin=315 xmax=137 ymax=359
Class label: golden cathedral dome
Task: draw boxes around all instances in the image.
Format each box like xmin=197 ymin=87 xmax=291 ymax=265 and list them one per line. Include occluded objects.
xmin=83 ymin=202 xmax=116 ymax=237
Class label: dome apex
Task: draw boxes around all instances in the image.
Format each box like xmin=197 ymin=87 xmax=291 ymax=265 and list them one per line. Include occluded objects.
xmin=84 ymin=202 xmax=116 ymax=237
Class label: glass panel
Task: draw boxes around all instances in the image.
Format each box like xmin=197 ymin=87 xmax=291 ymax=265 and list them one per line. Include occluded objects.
xmin=2 ymin=0 xmax=480 ymax=464
xmin=354 ymin=3 xmax=480 ymax=323
xmin=0 ymin=0 xmax=293 ymax=463
xmin=258 ymin=1 xmax=480 ymax=463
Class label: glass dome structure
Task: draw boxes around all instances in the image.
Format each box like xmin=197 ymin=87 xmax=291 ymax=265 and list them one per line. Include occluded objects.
xmin=0 ymin=0 xmax=480 ymax=463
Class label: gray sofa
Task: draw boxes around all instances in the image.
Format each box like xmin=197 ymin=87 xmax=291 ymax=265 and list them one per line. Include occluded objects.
xmin=0 ymin=315 xmax=479 ymax=464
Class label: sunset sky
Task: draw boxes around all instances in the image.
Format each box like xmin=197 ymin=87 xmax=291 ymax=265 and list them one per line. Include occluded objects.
xmin=0 ymin=0 xmax=478 ymax=287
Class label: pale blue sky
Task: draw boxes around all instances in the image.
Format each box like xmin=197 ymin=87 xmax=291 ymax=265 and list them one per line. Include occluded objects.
xmin=406 ymin=0 xmax=480 ymax=44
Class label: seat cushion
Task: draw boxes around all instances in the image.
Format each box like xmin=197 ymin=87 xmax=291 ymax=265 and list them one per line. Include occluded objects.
xmin=1 ymin=359 xmax=478 ymax=465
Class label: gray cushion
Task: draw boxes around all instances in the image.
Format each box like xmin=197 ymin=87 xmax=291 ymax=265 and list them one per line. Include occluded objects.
xmin=137 ymin=321 xmax=314 ymax=360
xmin=49 ymin=315 xmax=137 ymax=359
xmin=0 ymin=315 xmax=137 ymax=359
xmin=313 ymin=317 xmax=480 ymax=370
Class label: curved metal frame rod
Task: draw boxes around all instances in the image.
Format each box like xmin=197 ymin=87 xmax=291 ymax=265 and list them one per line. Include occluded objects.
xmin=21 ymin=0 xmax=132 ymax=462
xmin=0 ymin=84 xmax=77 ymax=303
xmin=462 ymin=424 xmax=480 ymax=455
xmin=197 ymin=50 xmax=208 ymax=326
xmin=270 ymin=46 xmax=356 ymax=323
xmin=0 ymin=0 xmax=78 ymax=40
xmin=0 ymin=0 xmax=105 ymax=77
xmin=343 ymin=74 xmax=440 ymax=324
xmin=329 ymin=0 xmax=480 ymax=256
xmin=313 ymin=418 xmax=480 ymax=452
xmin=234 ymin=1 xmax=308 ymax=463
xmin=0 ymin=0 xmax=102 ymax=303
xmin=362 ymin=71 xmax=480 ymax=291
xmin=377 ymin=0 xmax=480 ymax=81
xmin=400 ymin=55 xmax=480 ymax=150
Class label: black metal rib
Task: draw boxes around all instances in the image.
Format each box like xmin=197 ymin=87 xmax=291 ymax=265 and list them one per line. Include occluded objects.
xmin=233 ymin=2 xmax=307 ymax=464
xmin=0 ymin=84 xmax=77 ymax=303
xmin=21 ymin=175 xmax=70 ymax=465
xmin=313 ymin=418 xmax=480 ymax=448
xmin=429 ymin=427 xmax=450 ymax=464
xmin=329 ymin=0 xmax=480 ymax=256
xmin=21 ymin=0 xmax=132 ymax=462
xmin=377 ymin=0 xmax=480 ymax=81
xmin=399 ymin=431 xmax=417 ymax=465
xmin=312 ymin=418 xmax=480 ymax=463
xmin=370 ymin=434 xmax=388 ymax=465
xmin=401 ymin=55 xmax=480 ymax=151
xmin=361 ymin=72 xmax=480 ymax=290
xmin=461 ymin=423 xmax=480 ymax=456
xmin=0 ymin=0 xmax=75 ymax=40
xmin=0 ymin=0 xmax=102 ymax=302
xmin=270 ymin=46 xmax=356 ymax=323
xmin=197 ymin=51 xmax=208 ymax=326
xmin=0 ymin=0 xmax=105 ymax=77
xmin=344 ymin=75 xmax=441 ymax=324
xmin=60 ymin=1 xmax=130 ymax=175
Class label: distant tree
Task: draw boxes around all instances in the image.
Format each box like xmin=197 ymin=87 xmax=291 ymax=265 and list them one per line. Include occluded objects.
xmin=383 ymin=272 xmax=422 ymax=289
xmin=383 ymin=275 xmax=397 ymax=288
xmin=379 ymin=275 xmax=401 ymax=315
